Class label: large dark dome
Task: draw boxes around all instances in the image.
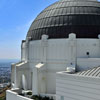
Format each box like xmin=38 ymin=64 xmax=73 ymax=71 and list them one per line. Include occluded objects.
xmin=27 ymin=0 xmax=100 ymax=40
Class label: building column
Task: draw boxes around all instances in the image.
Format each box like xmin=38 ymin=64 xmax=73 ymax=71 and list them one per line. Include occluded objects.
xmin=25 ymin=40 xmax=29 ymax=61
xmin=67 ymin=33 xmax=77 ymax=71
xmin=25 ymin=37 xmax=31 ymax=61
xmin=41 ymin=34 xmax=48 ymax=63
xmin=32 ymin=67 xmax=38 ymax=95
xmin=40 ymin=34 xmax=48 ymax=93
xmin=21 ymin=41 xmax=26 ymax=61
xmin=22 ymin=74 xmax=27 ymax=90
xmin=14 ymin=66 xmax=17 ymax=88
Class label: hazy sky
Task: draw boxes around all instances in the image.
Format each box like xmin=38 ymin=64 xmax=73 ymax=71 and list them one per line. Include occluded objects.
xmin=0 ymin=0 xmax=58 ymax=59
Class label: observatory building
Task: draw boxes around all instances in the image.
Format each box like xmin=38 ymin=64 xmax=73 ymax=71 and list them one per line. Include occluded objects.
xmin=7 ymin=0 xmax=100 ymax=100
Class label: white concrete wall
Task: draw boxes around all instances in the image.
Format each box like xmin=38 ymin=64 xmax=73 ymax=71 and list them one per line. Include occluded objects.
xmin=11 ymin=62 xmax=31 ymax=90
xmin=56 ymin=72 xmax=100 ymax=100
xmin=22 ymin=39 xmax=100 ymax=62
xmin=17 ymin=62 xmax=32 ymax=90
xmin=27 ymin=38 xmax=100 ymax=71
xmin=77 ymin=39 xmax=100 ymax=58
xmin=77 ymin=58 xmax=100 ymax=71
xmin=20 ymin=37 xmax=100 ymax=94
xmin=6 ymin=90 xmax=33 ymax=100
xmin=27 ymin=38 xmax=100 ymax=70
xmin=11 ymin=64 xmax=15 ymax=86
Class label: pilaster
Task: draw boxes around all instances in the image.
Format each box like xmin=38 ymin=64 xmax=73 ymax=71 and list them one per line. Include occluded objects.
xmin=67 ymin=33 xmax=77 ymax=71
xmin=32 ymin=67 xmax=38 ymax=95
xmin=41 ymin=34 xmax=48 ymax=63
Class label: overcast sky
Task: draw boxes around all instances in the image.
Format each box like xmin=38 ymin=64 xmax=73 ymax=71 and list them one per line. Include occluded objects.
xmin=0 ymin=0 xmax=58 ymax=59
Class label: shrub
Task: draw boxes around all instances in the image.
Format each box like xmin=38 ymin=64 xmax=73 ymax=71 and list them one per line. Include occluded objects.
xmin=27 ymin=92 xmax=32 ymax=95
xmin=31 ymin=95 xmax=39 ymax=99
xmin=31 ymin=95 xmax=54 ymax=100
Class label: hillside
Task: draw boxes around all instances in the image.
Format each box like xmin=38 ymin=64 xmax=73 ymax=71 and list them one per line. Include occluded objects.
xmin=0 ymin=85 xmax=11 ymax=100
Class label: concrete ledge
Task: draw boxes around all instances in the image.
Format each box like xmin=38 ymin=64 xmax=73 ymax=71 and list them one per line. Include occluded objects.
xmin=6 ymin=90 xmax=33 ymax=100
